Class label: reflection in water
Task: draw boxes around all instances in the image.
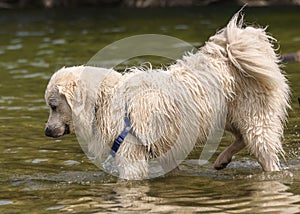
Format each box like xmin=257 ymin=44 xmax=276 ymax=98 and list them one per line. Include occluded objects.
xmin=56 ymin=178 xmax=300 ymax=213
xmin=246 ymin=181 xmax=300 ymax=213
xmin=53 ymin=168 xmax=300 ymax=213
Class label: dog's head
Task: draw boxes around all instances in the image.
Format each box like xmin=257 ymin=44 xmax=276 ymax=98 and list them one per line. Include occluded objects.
xmin=44 ymin=67 xmax=79 ymax=138
xmin=45 ymin=66 xmax=121 ymax=138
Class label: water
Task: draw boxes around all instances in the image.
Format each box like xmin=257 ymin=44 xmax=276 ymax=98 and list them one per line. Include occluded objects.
xmin=0 ymin=6 xmax=300 ymax=213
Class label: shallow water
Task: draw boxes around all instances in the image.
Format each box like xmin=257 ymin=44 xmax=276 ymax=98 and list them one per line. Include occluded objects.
xmin=0 ymin=6 xmax=299 ymax=213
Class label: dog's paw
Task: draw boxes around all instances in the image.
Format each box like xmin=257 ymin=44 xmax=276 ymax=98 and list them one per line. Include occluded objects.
xmin=214 ymin=156 xmax=232 ymax=170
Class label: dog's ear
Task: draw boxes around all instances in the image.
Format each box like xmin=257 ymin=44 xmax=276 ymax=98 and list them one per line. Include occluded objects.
xmin=57 ymin=82 xmax=77 ymax=109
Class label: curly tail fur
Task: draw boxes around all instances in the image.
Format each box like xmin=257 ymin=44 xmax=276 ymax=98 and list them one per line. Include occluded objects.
xmin=226 ymin=13 xmax=283 ymax=86
xmin=225 ymin=11 xmax=290 ymax=117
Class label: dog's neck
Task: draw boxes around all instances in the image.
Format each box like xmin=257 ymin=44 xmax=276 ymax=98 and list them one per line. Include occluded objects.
xmin=96 ymin=71 xmax=122 ymax=109
xmin=94 ymin=71 xmax=123 ymax=140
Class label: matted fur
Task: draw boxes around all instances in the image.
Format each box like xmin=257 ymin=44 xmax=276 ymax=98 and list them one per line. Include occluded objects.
xmin=45 ymin=12 xmax=290 ymax=179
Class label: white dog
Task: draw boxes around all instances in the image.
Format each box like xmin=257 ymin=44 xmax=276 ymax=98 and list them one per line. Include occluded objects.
xmin=45 ymin=12 xmax=290 ymax=179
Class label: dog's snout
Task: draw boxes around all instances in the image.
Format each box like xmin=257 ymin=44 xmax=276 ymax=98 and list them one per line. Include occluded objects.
xmin=45 ymin=124 xmax=70 ymax=138
xmin=45 ymin=127 xmax=54 ymax=137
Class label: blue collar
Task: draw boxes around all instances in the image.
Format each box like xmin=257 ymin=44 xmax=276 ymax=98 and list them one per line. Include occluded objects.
xmin=110 ymin=117 xmax=131 ymax=157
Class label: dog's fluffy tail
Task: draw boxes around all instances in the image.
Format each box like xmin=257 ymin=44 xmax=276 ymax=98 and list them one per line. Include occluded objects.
xmin=224 ymin=12 xmax=288 ymax=90
xmin=204 ymin=10 xmax=290 ymax=121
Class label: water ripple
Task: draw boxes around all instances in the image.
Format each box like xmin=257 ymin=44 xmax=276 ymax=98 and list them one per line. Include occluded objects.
xmin=9 ymin=69 xmax=28 ymax=74
xmin=0 ymin=200 xmax=13 ymax=206
xmin=10 ymin=38 xmax=22 ymax=43
xmin=36 ymin=50 xmax=54 ymax=56
xmin=46 ymin=205 xmax=65 ymax=211
xmin=0 ymin=62 xmax=18 ymax=69
xmin=0 ymin=105 xmax=48 ymax=111
xmin=26 ymin=159 xmax=49 ymax=164
xmin=64 ymin=160 xmax=81 ymax=166
xmin=30 ymin=60 xmax=50 ymax=68
xmin=102 ymin=27 xmax=125 ymax=33
xmin=12 ymin=72 xmax=50 ymax=79
xmin=6 ymin=44 xmax=22 ymax=50
xmin=174 ymin=24 xmax=189 ymax=30
xmin=16 ymin=31 xmax=45 ymax=37
xmin=52 ymin=39 xmax=65 ymax=45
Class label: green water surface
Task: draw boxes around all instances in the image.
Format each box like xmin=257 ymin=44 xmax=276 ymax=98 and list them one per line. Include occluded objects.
xmin=0 ymin=6 xmax=299 ymax=213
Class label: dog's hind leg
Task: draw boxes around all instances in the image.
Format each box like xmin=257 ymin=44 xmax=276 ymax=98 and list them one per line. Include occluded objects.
xmin=238 ymin=115 xmax=284 ymax=172
xmin=214 ymin=128 xmax=245 ymax=170
xmin=247 ymin=127 xmax=283 ymax=172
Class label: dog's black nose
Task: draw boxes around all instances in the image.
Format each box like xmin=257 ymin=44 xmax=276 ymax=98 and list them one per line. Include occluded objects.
xmin=45 ymin=127 xmax=53 ymax=137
